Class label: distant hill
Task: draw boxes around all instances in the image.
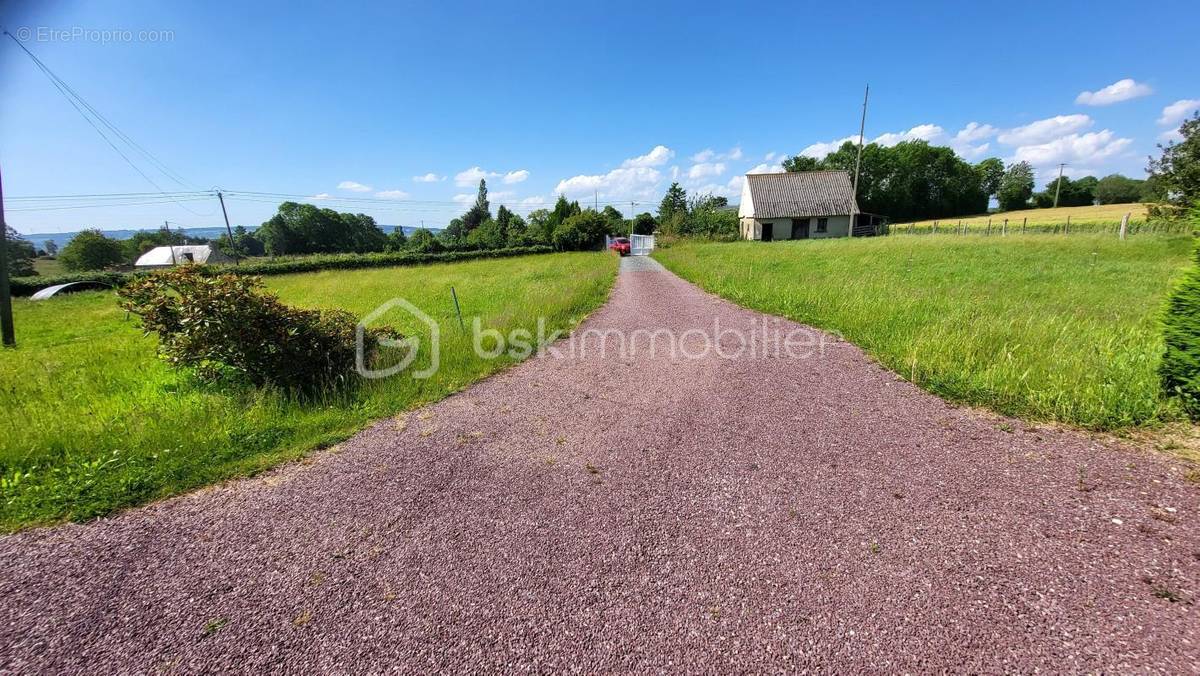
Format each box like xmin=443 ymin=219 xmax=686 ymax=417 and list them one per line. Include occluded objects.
xmin=21 ymin=224 xmax=436 ymax=250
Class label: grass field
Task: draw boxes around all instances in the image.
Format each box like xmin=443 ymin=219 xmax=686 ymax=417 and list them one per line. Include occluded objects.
xmin=896 ymin=203 xmax=1167 ymax=234
xmin=0 ymin=253 xmax=616 ymax=530
xmin=31 ymin=257 xmax=66 ymax=276
xmin=655 ymin=234 xmax=1192 ymax=431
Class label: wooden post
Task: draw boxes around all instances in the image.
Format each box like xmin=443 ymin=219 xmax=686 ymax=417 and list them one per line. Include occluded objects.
xmin=1002 ymin=218 xmax=1007 ymax=236
xmin=1065 ymin=214 xmax=1070 ymax=234
xmin=933 ymin=220 xmax=938 ymax=235
xmin=450 ymin=286 xmax=465 ymax=331
xmin=0 ymin=163 xmax=13 ymax=347
xmin=986 ymin=217 xmax=991 ymax=236
xmin=1022 ymin=217 xmax=1026 ymax=234
xmin=958 ymin=220 xmax=963 ymax=235
xmin=1119 ymin=212 xmax=1129 ymax=241
xmin=217 ymin=191 xmax=240 ymax=265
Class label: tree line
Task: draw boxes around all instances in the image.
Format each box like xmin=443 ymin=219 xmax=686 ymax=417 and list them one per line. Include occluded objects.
xmin=780 ymin=138 xmax=1171 ymax=221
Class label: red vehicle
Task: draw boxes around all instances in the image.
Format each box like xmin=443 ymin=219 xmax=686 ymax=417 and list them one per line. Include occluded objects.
xmin=609 ymin=237 xmax=631 ymax=256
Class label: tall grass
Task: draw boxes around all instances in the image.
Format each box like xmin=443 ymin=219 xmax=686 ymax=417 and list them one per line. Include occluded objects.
xmin=0 ymin=253 xmax=616 ymax=530
xmin=654 ymin=235 xmax=1192 ymax=430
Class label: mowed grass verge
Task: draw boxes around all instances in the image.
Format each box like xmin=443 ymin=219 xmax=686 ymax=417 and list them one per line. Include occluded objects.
xmin=654 ymin=235 xmax=1192 ymax=430
xmin=0 ymin=252 xmax=616 ymax=530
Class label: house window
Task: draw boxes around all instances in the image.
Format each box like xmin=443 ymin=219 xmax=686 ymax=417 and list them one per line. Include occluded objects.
xmin=816 ymin=217 xmax=828 ymax=233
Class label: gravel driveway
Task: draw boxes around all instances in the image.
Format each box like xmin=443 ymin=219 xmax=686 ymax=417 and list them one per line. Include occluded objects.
xmin=2 ymin=255 xmax=1197 ymax=672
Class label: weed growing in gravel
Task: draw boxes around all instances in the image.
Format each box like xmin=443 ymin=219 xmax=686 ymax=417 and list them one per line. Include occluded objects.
xmin=656 ymin=235 xmax=1191 ymax=430
xmin=201 ymin=618 xmax=228 ymax=638
xmin=1151 ymin=585 xmax=1184 ymax=603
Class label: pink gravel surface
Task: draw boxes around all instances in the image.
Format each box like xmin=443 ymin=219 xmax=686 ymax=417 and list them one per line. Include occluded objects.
xmin=1 ymin=256 xmax=1198 ymax=673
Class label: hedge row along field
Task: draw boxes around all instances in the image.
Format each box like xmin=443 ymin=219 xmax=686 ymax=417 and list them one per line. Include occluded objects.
xmin=654 ymin=234 xmax=1193 ymax=430
xmin=8 ymin=245 xmax=555 ymax=296
xmin=0 ymin=252 xmax=616 ymax=530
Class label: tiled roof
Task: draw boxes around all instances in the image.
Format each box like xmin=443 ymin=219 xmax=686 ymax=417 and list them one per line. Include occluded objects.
xmin=745 ymin=170 xmax=858 ymax=219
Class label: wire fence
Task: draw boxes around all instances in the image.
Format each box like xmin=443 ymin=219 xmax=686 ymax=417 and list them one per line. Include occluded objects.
xmin=883 ymin=214 xmax=1192 ymax=237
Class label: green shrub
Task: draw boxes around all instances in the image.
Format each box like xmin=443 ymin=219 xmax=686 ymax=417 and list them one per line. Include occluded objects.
xmin=1160 ymin=242 xmax=1200 ymax=417
xmin=58 ymin=228 xmax=127 ymax=271
xmin=119 ymin=267 xmax=395 ymax=392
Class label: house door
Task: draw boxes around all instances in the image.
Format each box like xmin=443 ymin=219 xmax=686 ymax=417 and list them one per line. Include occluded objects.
xmin=791 ymin=218 xmax=810 ymax=239
xmin=761 ymin=222 xmax=774 ymax=242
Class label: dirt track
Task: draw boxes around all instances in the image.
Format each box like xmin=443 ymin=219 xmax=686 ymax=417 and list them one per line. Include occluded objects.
xmin=1 ymin=256 xmax=1197 ymax=672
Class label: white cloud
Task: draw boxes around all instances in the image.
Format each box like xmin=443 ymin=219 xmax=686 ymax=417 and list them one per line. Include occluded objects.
xmin=1075 ymin=78 xmax=1153 ymax=106
xmin=799 ymin=122 xmax=994 ymax=161
xmin=764 ymin=151 xmax=777 ymax=161
xmin=520 ymin=196 xmax=546 ymax=207
xmin=375 ymin=189 xmax=410 ymax=200
xmin=997 ymin=114 xmax=1092 ymax=145
xmin=687 ymin=162 xmax=726 ymax=179
xmin=799 ymin=136 xmax=859 ymax=158
xmin=453 ymin=193 xmax=474 ymax=204
xmin=621 ymin=145 xmax=674 ymax=168
xmin=454 ymin=166 xmax=498 ymax=187
xmin=692 ymin=146 xmax=743 ymax=163
xmin=552 ymin=146 xmax=682 ymax=200
xmin=1158 ymin=99 xmax=1200 ymax=127
xmin=873 ymin=124 xmax=944 ymax=147
xmin=554 ymin=166 xmax=662 ymax=200
xmin=1158 ymin=128 xmax=1184 ymax=144
xmin=489 ymin=190 xmax=516 ymax=202
xmin=946 ymin=122 xmax=998 ymax=160
xmin=413 ymin=173 xmax=444 ymax=183
xmin=1012 ymin=130 xmax=1133 ymax=171
xmin=502 ymin=169 xmax=530 ymax=184
xmin=310 ymin=193 xmax=331 ymax=201
xmin=337 ymin=180 xmax=372 ymax=192
xmin=746 ymin=162 xmax=780 ymax=174
xmin=954 ymin=122 xmax=998 ymax=144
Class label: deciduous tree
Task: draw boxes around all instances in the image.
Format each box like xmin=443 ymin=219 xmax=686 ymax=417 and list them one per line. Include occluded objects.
xmin=997 ymin=161 xmax=1035 ymax=211
xmin=59 ymin=229 xmax=126 ymax=271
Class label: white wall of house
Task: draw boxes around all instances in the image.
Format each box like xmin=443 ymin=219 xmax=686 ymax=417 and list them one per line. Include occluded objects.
xmin=740 ymin=215 xmax=851 ymax=240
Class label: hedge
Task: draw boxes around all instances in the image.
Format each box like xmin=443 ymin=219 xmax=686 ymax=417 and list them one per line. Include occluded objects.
xmin=8 ymin=245 xmax=555 ymax=297
xmin=1160 ymin=241 xmax=1200 ymax=419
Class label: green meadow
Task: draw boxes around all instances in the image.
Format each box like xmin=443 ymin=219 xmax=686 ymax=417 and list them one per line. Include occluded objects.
xmin=655 ymin=234 xmax=1193 ymax=430
xmin=0 ymin=253 xmax=616 ymax=530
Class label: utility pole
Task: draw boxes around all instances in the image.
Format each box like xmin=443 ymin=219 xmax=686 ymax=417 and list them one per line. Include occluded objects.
xmin=0 ymin=161 xmax=14 ymax=347
xmin=165 ymin=220 xmax=177 ymax=266
xmin=216 ymin=191 xmax=239 ymax=265
xmin=1052 ymin=163 xmax=1066 ymax=208
xmin=594 ymin=190 xmax=598 ymax=211
xmin=631 ymin=201 xmax=636 ymax=236
xmin=849 ymin=84 xmax=869 ymax=238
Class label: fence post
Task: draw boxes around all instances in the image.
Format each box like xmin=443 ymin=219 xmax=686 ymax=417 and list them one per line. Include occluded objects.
xmin=986 ymin=217 xmax=992 ymax=236
xmin=1022 ymin=217 xmax=1026 ymax=234
xmin=1120 ymin=212 xmax=1129 ymax=241
xmin=933 ymin=220 xmax=938 ymax=235
xmin=1065 ymin=214 xmax=1070 ymax=235
xmin=958 ymin=220 xmax=963 ymax=235
xmin=1002 ymin=218 xmax=1007 ymax=236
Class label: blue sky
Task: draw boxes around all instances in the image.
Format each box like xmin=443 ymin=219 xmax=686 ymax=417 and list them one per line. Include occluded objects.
xmin=2 ymin=0 xmax=1198 ymax=234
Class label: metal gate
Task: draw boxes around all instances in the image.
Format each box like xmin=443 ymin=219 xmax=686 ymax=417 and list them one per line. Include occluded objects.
xmin=630 ymin=234 xmax=655 ymax=256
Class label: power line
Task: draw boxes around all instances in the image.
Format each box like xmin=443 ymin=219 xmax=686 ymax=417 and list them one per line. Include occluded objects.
xmin=2 ymin=29 xmax=211 ymax=217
